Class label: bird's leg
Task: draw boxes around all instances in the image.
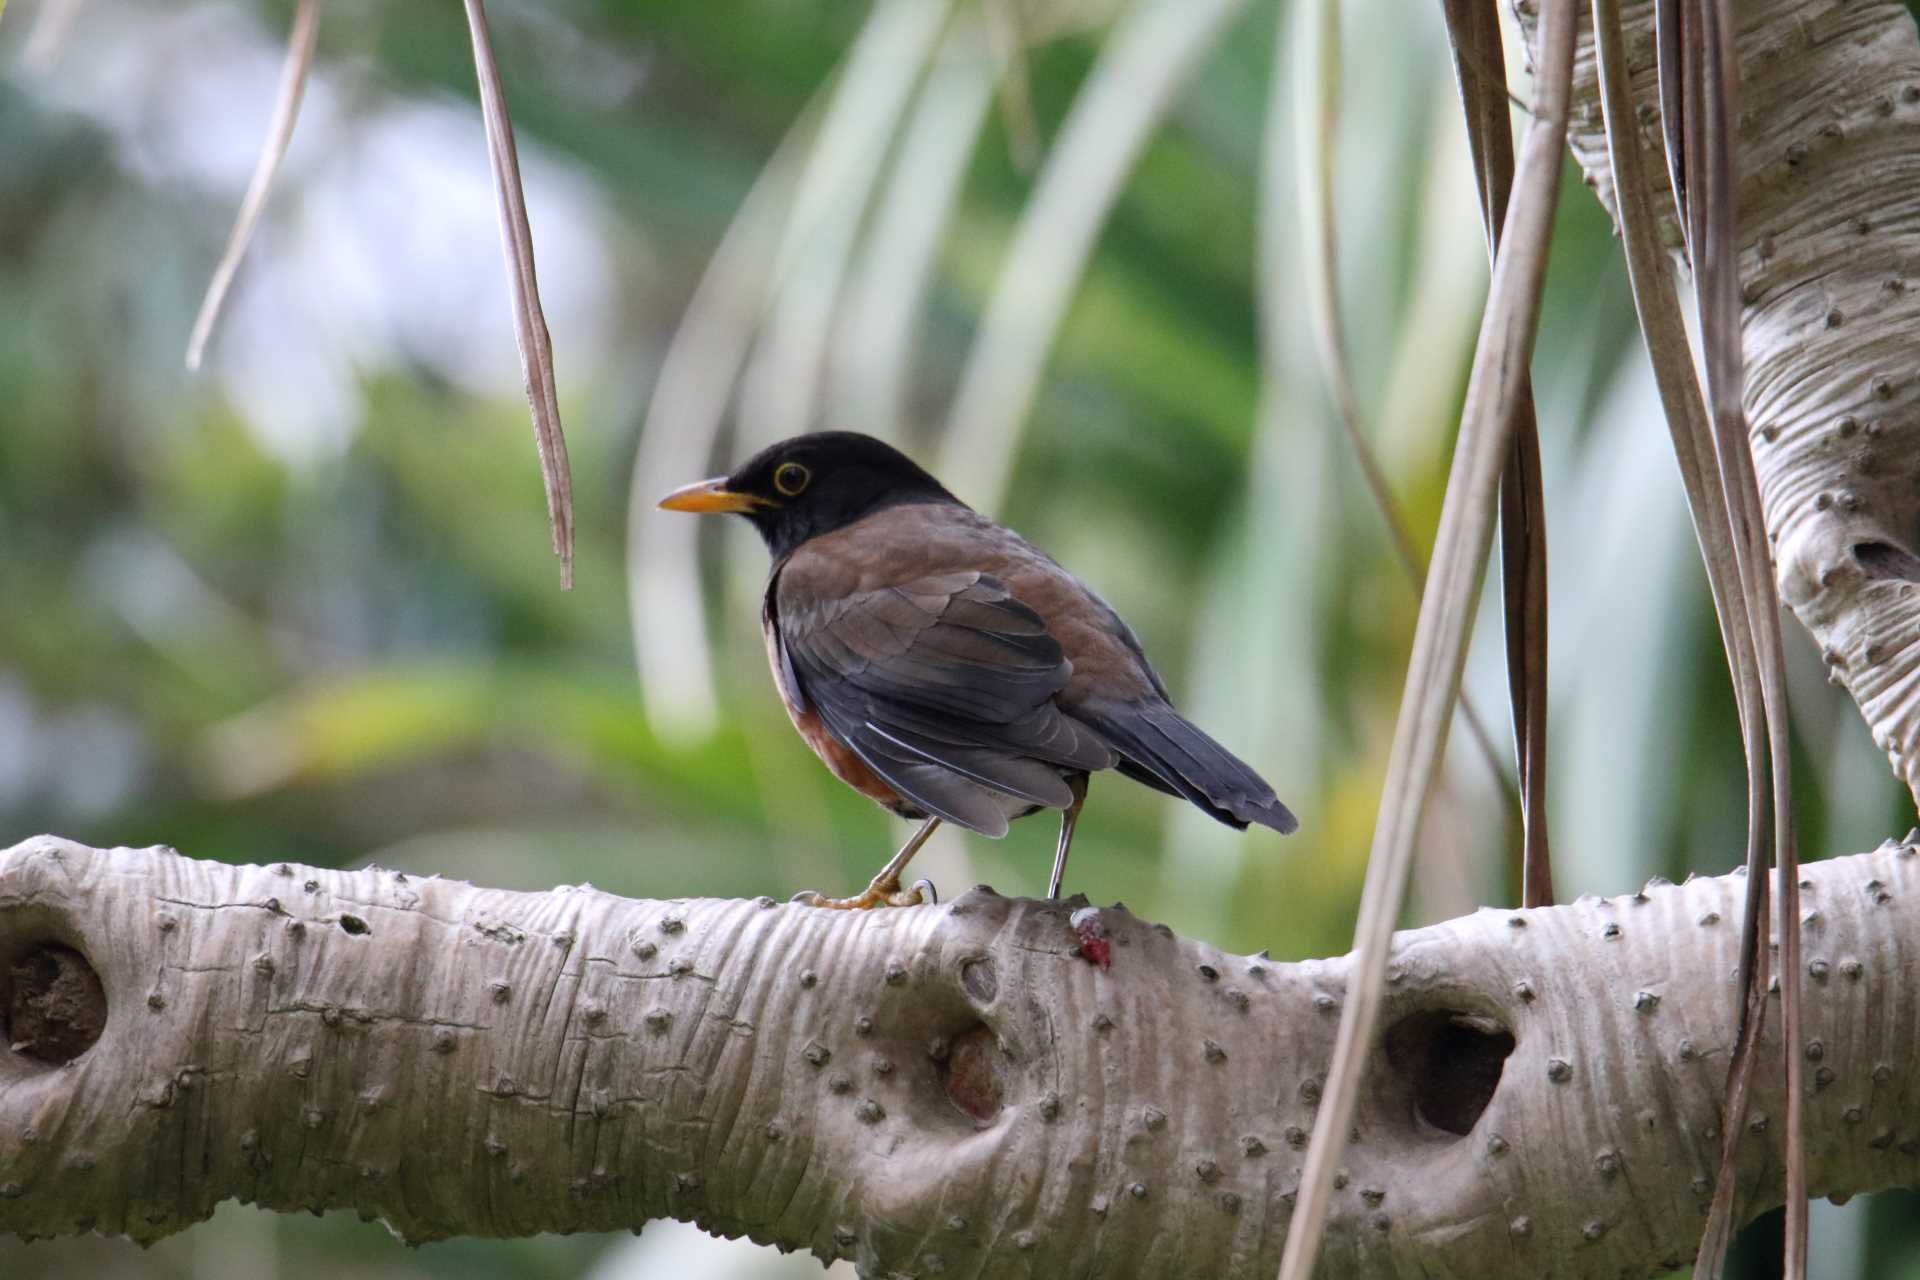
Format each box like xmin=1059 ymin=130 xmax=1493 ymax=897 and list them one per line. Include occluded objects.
xmin=1047 ymin=774 xmax=1089 ymax=900
xmin=792 ymin=816 xmax=942 ymax=909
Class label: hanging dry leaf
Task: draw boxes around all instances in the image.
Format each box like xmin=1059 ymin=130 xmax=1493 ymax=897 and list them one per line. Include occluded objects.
xmin=463 ymin=0 xmax=575 ymax=589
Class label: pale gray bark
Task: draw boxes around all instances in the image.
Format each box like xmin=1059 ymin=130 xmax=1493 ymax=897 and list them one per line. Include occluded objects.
xmin=2 ymin=834 xmax=1917 ymax=1277
xmin=1539 ymin=0 xmax=1920 ymax=810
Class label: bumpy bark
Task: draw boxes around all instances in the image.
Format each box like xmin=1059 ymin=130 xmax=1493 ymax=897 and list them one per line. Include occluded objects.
xmin=1537 ymin=0 xmax=1920 ymax=808
xmin=2 ymin=835 xmax=1917 ymax=1277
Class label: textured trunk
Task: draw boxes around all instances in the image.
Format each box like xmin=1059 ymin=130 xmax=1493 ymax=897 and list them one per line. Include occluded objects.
xmin=1534 ymin=0 xmax=1920 ymax=809
xmin=2 ymin=835 xmax=1917 ymax=1277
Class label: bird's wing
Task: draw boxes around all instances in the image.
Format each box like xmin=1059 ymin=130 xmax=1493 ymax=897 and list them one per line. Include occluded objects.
xmin=773 ymin=567 xmax=1115 ymax=836
xmin=980 ymin=552 xmax=1297 ymax=836
xmin=1069 ymin=696 xmax=1299 ymax=834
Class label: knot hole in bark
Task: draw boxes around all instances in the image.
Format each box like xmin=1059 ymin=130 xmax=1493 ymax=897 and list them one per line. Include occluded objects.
xmin=2 ymin=941 xmax=107 ymax=1068
xmin=1382 ymin=1009 xmax=1515 ymax=1137
xmin=1853 ymin=539 xmax=1920 ymax=583
xmin=959 ymin=956 xmax=997 ymax=1003
xmin=938 ymin=1023 xmax=1003 ymax=1125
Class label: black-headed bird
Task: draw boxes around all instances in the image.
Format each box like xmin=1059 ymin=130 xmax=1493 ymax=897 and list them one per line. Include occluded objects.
xmin=660 ymin=432 xmax=1296 ymax=907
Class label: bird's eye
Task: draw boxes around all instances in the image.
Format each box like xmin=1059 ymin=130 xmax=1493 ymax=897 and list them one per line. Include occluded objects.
xmin=773 ymin=462 xmax=811 ymax=496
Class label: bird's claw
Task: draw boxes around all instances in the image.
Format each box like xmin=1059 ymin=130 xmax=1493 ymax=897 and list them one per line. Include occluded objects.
xmin=789 ymin=874 xmax=935 ymax=910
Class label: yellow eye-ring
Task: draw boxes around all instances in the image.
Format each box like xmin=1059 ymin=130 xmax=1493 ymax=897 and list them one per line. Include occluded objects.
xmin=774 ymin=462 xmax=811 ymax=496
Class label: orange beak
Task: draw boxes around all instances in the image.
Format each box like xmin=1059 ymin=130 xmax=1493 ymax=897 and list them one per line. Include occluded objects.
xmin=656 ymin=477 xmax=771 ymax=515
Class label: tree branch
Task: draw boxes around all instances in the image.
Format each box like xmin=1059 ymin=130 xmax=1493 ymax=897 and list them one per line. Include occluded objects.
xmin=2 ymin=835 xmax=1916 ymax=1275
xmin=1531 ymin=0 xmax=1920 ymax=812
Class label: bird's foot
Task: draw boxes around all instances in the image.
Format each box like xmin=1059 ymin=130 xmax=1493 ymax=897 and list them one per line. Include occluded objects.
xmin=791 ymin=875 xmax=937 ymax=910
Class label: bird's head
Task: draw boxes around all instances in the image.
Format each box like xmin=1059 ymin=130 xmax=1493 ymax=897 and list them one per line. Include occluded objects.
xmin=658 ymin=432 xmax=961 ymax=560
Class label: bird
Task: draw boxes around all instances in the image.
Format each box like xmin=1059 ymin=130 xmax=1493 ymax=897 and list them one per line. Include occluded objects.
xmin=658 ymin=432 xmax=1297 ymax=908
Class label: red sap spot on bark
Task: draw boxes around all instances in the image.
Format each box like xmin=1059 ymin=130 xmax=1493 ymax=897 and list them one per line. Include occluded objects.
xmin=1070 ymin=907 xmax=1111 ymax=971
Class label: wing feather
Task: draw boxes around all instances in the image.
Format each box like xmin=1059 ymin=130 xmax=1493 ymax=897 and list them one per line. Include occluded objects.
xmin=774 ymin=568 xmax=1115 ymax=834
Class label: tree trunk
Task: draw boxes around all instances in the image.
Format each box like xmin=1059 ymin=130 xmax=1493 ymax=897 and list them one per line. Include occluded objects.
xmin=2 ymin=835 xmax=1917 ymax=1277
xmin=1530 ymin=0 xmax=1920 ymax=811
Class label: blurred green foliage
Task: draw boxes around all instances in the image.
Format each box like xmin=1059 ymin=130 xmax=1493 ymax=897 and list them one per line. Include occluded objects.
xmin=1 ymin=0 xmax=1916 ymax=1276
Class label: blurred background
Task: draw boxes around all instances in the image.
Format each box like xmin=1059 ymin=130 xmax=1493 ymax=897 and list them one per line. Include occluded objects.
xmin=0 ymin=0 xmax=1914 ymax=1276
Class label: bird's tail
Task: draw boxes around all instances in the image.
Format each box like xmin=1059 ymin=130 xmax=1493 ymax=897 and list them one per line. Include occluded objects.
xmin=1076 ymin=697 xmax=1298 ymax=834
